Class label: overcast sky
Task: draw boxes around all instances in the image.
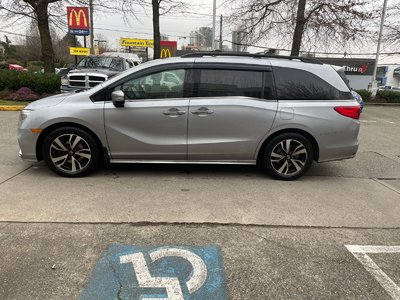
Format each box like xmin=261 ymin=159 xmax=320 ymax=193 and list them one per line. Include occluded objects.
xmin=2 ymin=0 xmax=399 ymax=57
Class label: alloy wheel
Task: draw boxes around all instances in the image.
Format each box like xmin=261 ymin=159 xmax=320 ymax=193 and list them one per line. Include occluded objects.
xmin=49 ymin=134 xmax=92 ymax=173
xmin=270 ymin=139 xmax=308 ymax=176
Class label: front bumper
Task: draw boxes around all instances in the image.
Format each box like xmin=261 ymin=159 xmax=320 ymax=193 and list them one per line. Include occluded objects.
xmin=17 ymin=128 xmax=40 ymax=162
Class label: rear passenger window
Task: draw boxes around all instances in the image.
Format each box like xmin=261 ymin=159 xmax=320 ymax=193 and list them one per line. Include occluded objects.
xmin=198 ymin=69 xmax=263 ymax=98
xmin=274 ymin=67 xmax=351 ymax=100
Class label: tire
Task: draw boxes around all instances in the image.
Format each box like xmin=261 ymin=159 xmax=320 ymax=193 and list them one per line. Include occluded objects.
xmin=261 ymin=133 xmax=314 ymax=180
xmin=42 ymin=127 xmax=100 ymax=177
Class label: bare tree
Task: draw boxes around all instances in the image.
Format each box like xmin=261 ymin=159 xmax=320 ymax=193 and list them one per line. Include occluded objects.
xmin=150 ymin=0 xmax=187 ymax=59
xmin=383 ymin=1 xmax=400 ymax=46
xmin=0 ymin=0 xmax=143 ymax=72
xmin=229 ymin=0 xmax=375 ymax=56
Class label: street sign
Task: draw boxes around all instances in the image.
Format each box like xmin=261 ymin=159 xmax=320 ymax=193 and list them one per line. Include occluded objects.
xmin=120 ymin=38 xmax=154 ymax=48
xmin=81 ymin=244 xmax=227 ymax=300
xmin=67 ymin=7 xmax=90 ymax=36
xmin=69 ymin=47 xmax=90 ymax=56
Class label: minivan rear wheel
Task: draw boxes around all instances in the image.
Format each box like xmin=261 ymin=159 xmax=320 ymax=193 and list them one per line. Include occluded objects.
xmin=42 ymin=127 xmax=100 ymax=177
xmin=261 ymin=133 xmax=314 ymax=180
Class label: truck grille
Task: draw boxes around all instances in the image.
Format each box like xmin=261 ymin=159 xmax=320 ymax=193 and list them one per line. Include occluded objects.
xmin=68 ymin=74 xmax=107 ymax=89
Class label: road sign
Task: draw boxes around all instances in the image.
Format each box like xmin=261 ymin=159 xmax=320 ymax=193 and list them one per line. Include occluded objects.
xmin=67 ymin=7 xmax=90 ymax=36
xmin=81 ymin=244 xmax=227 ymax=300
xmin=120 ymin=38 xmax=154 ymax=48
xmin=69 ymin=47 xmax=90 ymax=56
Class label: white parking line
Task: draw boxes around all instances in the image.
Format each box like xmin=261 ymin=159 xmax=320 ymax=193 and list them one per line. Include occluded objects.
xmin=346 ymin=245 xmax=400 ymax=300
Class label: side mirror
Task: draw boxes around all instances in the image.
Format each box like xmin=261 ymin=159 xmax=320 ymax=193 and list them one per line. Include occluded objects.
xmin=111 ymin=90 xmax=125 ymax=107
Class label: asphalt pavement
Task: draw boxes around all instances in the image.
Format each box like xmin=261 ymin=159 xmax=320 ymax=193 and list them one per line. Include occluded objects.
xmin=0 ymin=106 xmax=399 ymax=299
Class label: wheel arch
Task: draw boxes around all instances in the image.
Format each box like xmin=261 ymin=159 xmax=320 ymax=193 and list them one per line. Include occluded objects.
xmin=256 ymin=128 xmax=319 ymax=164
xmin=36 ymin=122 xmax=107 ymax=162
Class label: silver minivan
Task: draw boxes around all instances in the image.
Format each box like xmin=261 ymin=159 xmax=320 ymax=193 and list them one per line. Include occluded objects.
xmin=17 ymin=53 xmax=361 ymax=180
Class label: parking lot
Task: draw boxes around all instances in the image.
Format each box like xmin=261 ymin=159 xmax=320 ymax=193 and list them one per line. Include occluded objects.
xmin=0 ymin=106 xmax=399 ymax=299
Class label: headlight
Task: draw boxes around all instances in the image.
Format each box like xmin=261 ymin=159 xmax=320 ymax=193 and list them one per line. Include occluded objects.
xmin=61 ymin=78 xmax=69 ymax=86
xmin=20 ymin=109 xmax=33 ymax=121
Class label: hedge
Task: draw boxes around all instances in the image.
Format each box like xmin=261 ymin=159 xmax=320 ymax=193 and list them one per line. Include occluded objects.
xmin=0 ymin=70 xmax=60 ymax=95
xmin=355 ymin=89 xmax=400 ymax=103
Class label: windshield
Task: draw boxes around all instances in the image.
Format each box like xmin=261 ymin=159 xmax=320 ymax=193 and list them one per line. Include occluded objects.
xmin=77 ymin=56 xmax=124 ymax=71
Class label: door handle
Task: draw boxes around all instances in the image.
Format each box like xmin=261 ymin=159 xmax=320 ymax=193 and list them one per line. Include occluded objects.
xmin=163 ymin=108 xmax=186 ymax=116
xmin=191 ymin=107 xmax=214 ymax=115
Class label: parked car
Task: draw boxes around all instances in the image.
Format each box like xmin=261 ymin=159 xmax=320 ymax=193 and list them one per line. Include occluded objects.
xmin=60 ymin=53 xmax=140 ymax=93
xmin=351 ymin=90 xmax=364 ymax=111
xmin=18 ymin=52 xmax=361 ymax=180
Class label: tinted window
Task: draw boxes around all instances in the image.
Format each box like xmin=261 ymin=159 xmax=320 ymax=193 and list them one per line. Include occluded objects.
xmin=198 ymin=69 xmax=263 ymax=98
xmin=274 ymin=67 xmax=352 ymax=100
xmin=114 ymin=69 xmax=185 ymax=100
xmin=264 ymin=72 xmax=276 ymax=99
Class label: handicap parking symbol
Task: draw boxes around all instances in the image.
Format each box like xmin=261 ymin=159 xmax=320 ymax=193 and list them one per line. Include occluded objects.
xmin=81 ymin=244 xmax=227 ymax=300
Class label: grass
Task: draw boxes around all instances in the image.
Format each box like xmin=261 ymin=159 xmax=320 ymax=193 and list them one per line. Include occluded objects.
xmin=0 ymin=100 xmax=31 ymax=106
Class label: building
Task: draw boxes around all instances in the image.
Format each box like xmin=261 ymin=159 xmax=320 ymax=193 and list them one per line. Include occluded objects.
xmin=376 ymin=55 xmax=400 ymax=89
xmin=317 ymin=58 xmax=375 ymax=90
xmin=189 ymin=27 xmax=212 ymax=51
xmin=232 ymin=26 xmax=248 ymax=52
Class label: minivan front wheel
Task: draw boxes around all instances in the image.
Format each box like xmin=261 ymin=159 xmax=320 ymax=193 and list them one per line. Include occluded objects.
xmin=261 ymin=133 xmax=314 ymax=180
xmin=42 ymin=127 xmax=99 ymax=177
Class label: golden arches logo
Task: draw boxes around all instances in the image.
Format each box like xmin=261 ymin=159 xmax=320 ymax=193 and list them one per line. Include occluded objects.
xmin=160 ymin=48 xmax=172 ymax=58
xmin=69 ymin=9 xmax=88 ymax=27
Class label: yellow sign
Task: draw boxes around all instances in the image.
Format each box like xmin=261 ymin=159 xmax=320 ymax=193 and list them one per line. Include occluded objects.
xmin=160 ymin=48 xmax=172 ymax=58
xmin=120 ymin=38 xmax=154 ymax=48
xmin=70 ymin=47 xmax=90 ymax=56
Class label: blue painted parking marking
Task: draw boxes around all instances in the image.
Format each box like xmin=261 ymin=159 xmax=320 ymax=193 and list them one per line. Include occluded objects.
xmin=81 ymin=244 xmax=227 ymax=300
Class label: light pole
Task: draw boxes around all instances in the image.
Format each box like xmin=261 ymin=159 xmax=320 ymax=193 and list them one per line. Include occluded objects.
xmin=371 ymin=0 xmax=389 ymax=97
xmin=89 ymin=0 xmax=94 ymax=55
xmin=212 ymin=0 xmax=216 ymax=50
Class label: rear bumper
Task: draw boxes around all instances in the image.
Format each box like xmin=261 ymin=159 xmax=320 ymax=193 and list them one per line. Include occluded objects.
xmin=318 ymin=142 xmax=359 ymax=162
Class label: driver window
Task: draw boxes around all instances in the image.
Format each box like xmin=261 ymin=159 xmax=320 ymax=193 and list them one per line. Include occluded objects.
xmin=115 ymin=69 xmax=185 ymax=100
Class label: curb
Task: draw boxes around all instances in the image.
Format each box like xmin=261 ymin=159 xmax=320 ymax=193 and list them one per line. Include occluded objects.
xmin=0 ymin=106 xmax=25 ymax=111
xmin=364 ymin=103 xmax=400 ymax=106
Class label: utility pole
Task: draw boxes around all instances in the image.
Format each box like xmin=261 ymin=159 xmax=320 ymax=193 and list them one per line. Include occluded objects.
xmin=212 ymin=0 xmax=216 ymax=50
xmin=371 ymin=0 xmax=388 ymax=97
xmin=219 ymin=15 xmax=223 ymax=51
xmin=89 ymin=0 xmax=94 ymax=55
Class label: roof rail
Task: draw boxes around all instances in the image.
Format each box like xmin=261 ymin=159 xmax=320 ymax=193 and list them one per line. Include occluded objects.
xmin=181 ymin=51 xmax=323 ymax=65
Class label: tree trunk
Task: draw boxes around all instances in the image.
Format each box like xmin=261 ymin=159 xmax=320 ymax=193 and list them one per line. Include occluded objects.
xmin=290 ymin=0 xmax=307 ymax=56
xmin=34 ymin=2 xmax=55 ymax=73
xmin=152 ymin=0 xmax=161 ymax=59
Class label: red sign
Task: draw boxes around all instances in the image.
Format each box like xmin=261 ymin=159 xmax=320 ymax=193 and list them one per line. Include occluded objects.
xmin=160 ymin=41 xmax=177 ymax=58
xmin=67 ymin=7 xmax=89 ymax=36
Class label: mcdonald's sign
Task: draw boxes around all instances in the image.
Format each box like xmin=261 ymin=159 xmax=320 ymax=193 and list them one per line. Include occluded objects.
xmin=67 ymin=7 xmax=90 ymax=36
xmin=160 ymin=48 xmax=172 ymax=58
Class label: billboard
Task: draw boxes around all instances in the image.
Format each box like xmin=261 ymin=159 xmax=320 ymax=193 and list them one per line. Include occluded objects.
xmin=120 ymin=38 xmax=154 ymax=48
xmin=67 ymin=7 xmax=90 ymax=36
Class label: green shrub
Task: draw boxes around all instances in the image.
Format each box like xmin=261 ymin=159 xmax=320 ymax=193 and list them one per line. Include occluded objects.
xmin=0 ymin=70 xmax=60 ymax=95
xmin=355 ymin=89 xmax=371 ymax=102
xmin=377 ymin=90 xmax=400 ymax=103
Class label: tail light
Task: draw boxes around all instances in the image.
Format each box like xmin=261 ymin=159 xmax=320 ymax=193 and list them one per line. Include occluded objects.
xmin=334 ymin=106 xmax=361 ymax=120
